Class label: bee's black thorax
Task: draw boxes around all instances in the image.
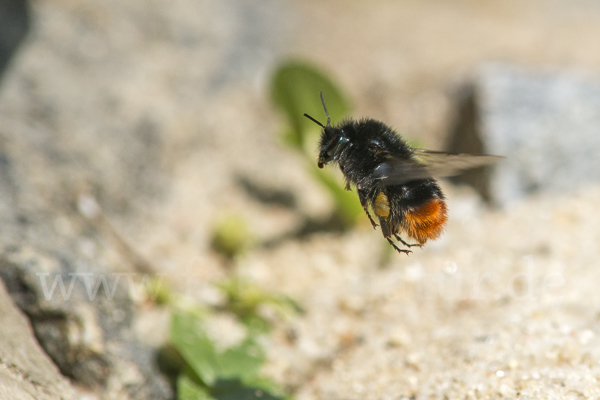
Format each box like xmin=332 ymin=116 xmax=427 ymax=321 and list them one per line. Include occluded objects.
xmin=318 ymin=118 xmax=445 ymax=218
xmin=318 ymin=118 xmax=413 ymax=189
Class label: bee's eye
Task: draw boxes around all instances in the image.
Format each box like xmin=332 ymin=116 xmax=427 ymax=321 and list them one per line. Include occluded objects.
xmin=369 ymin=139 xmax=388 ymax=156
xmin=327 ymin=136 xmax=349 ymax=157
xmin=369 ymin=139 xmax=383 ymax=150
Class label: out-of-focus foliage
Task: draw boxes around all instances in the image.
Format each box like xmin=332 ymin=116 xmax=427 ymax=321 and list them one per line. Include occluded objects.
xmin=155 ymin=272 xmax=299 ymax=399
xmin=210 ymin=214 xmax=254 ymax=259
xmin=218 ymin=276 xmax=303 ymax=332
xmin=270 ymin=61 xmax=363 ymax=228
xmin=170 ymin=311 xmax=289 ymax=400
xmin=271 ymin=61 xmax=348 ymax=149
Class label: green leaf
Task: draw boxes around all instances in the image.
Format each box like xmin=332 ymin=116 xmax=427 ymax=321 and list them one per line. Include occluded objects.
xmin=242 ymin=376 xmax=292 ymax=400
xmin=218 ymin=336 xmax=264 ymax=381
xmin=171 ymin=312 xmax=220 ymax=386
xmin=171 ymin=311 xmax=267 ymax=386
xmin=270 ymin=60 xmax=363 ymax=228
xmin=211 ymin=379 xmax=286 ymax=400
xmin=271 ymin=61 xmax=349 ymax=150
xmin=177 ymin=374 xmax=214 ymax=400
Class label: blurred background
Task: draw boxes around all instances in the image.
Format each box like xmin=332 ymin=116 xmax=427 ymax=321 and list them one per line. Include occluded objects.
xmin=3 ymin=0 xmax=600 ymax=399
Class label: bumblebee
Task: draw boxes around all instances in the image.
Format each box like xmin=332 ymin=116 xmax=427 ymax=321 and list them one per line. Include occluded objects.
xmin=304 ymin=93 xmax=501 ymax=255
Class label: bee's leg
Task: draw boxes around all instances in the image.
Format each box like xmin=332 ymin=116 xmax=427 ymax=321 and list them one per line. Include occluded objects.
xmin=394 ymin=234 xmax=422 ymax=248
xmin=362 ymin=205 xmax=378 ymax=229
xmin=358 ymin=189 xmax=377 ymax=229
xmin=386 ymin=237 xmax=411 ymax=255
xmin=338 ymin=166 xmax=352 ymax=191
xmin=380 ymin=218 xmax=410 ymax=254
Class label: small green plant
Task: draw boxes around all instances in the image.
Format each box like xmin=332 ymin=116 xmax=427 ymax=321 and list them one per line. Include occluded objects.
xmin=270 ymin=61 xmax=363 ymax=228
xmin=210 ymin=214 xmax=254 ymax=259
xmin=157 ymin=276 xmax=300 ymax=399
xmin=217 ymin=276 xmax=303 ymax=332
xmin=170 ymin=311 xmax=288 ymax=400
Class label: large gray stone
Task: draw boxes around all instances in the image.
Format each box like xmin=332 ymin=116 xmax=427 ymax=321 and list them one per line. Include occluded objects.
xmin=0 ymin=0 xmax=292 ymax=398
xmin=0 ymin=88 xmax=171 ymax=397
xmin=0 ymin=2 xmax=173 ymax=398
xmin=0 ymin=279 xmax=74 ymax=400
xmin=448 ymin=64 xmax=600 ymax=207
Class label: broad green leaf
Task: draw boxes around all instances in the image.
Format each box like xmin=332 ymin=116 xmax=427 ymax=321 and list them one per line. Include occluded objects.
xmin=171 ymin=312 xmax=220 ymax=386
xmin=241 ymin=376 xmax=291 ymax=400
xmin=211 ymin=379 xmax=285 ymax=400
xmin=271 ymin=61 xmax=349 ymax=149
xmin=270 ymin=60 xmax=361 ymax=228
xmin=171 ymin=311 xmax=267 ymax=386
xmin=178 ymin=374 xmax=214 ymax=400
xmin=218 ymin=336 xmax=264 ymax=381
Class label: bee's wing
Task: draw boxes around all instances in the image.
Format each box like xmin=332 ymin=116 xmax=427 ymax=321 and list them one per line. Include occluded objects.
xmin=373 ymin=149 xmax=503 ymax=186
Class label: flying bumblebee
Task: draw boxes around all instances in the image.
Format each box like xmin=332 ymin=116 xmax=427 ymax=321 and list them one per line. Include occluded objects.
xmin=304 ymin=93 xmax=502 ymax=255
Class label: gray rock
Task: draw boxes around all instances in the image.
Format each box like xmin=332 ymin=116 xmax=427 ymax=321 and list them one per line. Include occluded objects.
xmin=0 ymin=94 xmax=171 ymax=397
xmin=0 ymin=0 xmax=293 ymax=398
xmin=0 ymin=223 xmax=173 ymax=400
xmin=0 ymin=279 xmax=75 ymax=400
xmin=0 ymin=5 xmax=173 ymax=400
xmin=448 ymin=64 xmax=600 ymax=207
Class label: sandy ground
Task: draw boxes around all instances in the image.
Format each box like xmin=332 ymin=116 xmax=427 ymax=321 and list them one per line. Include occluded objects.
xmin=254 ymin=185 xmax=600 ymax=399
xmin=5 ymin=0 xmax=600 ymax=398
xmin=127 ymin=1 xmax=600 ymax=398
xmin=138 ymin=2 xmax=600 ymax=398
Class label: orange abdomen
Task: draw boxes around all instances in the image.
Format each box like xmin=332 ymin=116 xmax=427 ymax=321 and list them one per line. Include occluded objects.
xmin=402 ymin=197 xmax=448 ymax=244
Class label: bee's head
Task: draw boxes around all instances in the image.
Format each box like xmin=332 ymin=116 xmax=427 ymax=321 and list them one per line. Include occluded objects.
xmin=303 ymin=92 xmax=345 ymax=169
xmin=317 ymin=126 xmax=348 ymax=168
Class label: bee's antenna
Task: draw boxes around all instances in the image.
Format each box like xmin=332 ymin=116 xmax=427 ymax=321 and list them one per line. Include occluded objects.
xmin=319 ymin=91 xmax=331 ymax=127
xmin=303 ymin=113 xmax=324 ymax=128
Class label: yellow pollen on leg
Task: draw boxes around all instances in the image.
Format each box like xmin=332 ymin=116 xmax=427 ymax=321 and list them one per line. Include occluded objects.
xmin=374 ymin=192 xmax=390 ymax=218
